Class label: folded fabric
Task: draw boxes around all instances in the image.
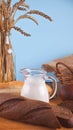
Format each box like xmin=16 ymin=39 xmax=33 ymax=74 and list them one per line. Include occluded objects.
xmin=0 ymin=93 xmax=61 ymax=129
xmin=42 ymin=54 xmax=73 ymax=72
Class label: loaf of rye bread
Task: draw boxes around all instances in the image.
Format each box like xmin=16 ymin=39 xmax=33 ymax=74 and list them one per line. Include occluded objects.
xmin=0 ymin=93 xmax=61 ymax=129
xmin=51 ymin=105 xmax=73 ymax=128
xmin=57 ymin=100 xmax=73 ymax=128
xmin=58 ymin=100 xmax=73 ymax=113
xmin=0 ymin=93 xmax=73 ymax=128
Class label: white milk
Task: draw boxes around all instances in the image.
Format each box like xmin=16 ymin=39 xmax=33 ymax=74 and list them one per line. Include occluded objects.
xmin=21 ymin=76 xmax=49 ymax=103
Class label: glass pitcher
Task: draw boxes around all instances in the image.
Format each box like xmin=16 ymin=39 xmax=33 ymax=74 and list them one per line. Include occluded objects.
xmin=20 ymin=68 xmax=57 ymax=103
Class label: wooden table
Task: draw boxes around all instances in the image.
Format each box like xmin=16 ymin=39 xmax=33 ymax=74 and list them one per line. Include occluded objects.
xmin=0 ymin=81 xmax=73 ymax=130
xmin=0 ymin=118 xmax=71 ymax=130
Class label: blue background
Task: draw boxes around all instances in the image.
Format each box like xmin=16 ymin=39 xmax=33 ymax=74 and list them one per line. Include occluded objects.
xmin=11 ymin=0 xmax=73 ymax=80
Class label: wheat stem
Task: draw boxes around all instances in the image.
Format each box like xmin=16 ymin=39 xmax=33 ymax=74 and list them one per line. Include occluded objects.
xmin=7 ymin=0 xmax=11 ymax=7
xmin=17 ymin=7 xmax=27 ymax=11
xmin=26 ymin=10 xmax=53 ymax=21
xmin=22 ymin=3 xmax=29 ymax=9
xmin=11 ymin=0 xmax=25 ymax=16
xmin=13 ymin=26 xmax=31 ymax=36
xmin=15 ymin=15 xmax=38 ymax=25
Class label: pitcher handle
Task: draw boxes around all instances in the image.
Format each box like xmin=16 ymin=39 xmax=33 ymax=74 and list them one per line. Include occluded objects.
xmin=48 ymin=76 xmax=57 ymax=100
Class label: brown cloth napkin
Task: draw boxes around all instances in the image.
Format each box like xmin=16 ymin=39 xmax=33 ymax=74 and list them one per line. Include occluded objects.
xmin=0 ymin=93 xmax=61 ymax=129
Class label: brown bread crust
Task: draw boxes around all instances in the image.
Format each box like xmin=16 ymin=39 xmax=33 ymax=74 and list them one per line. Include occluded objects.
xmin=0 ymin=93 xmax=61 ymax=129
xmin=58 ymin=100 xmax=73 ymax=113
xmin=51 ymin=105 xmax=73 ymax=128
